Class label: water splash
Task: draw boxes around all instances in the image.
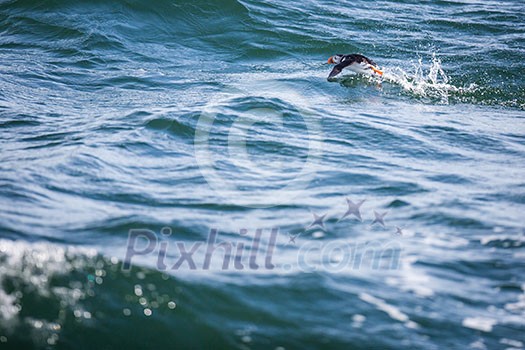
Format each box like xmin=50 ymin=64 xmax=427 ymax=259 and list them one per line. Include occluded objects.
xmin=382 ymin=54 xmax=474 ymax=104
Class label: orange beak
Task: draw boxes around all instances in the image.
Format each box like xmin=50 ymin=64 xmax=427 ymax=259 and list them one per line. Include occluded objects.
xmin=327 ymin=57 xmax=334 ymax=64
xmin=370 ymin=66 xmax=383 ymax=76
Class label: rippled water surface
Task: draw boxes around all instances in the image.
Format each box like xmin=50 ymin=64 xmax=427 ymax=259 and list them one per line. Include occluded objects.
xmin=1 ymin=0 xmax=525 ymax=349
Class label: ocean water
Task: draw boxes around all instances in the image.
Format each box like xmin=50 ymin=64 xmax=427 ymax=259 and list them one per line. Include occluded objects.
xmin=1 ymin=0 xmax=525 ymax=348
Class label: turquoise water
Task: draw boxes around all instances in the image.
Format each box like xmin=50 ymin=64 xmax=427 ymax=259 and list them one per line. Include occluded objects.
xmin=1 ymin=0 xmax=525 ymax=348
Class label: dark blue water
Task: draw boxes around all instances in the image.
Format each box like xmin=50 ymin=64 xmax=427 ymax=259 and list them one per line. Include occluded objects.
xmin=1 ymin=0 xmax=525 ymax=348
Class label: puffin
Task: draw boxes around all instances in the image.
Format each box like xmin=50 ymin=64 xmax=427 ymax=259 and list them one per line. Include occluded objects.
xmin=327 ymin=54 xmax=383 ymax=79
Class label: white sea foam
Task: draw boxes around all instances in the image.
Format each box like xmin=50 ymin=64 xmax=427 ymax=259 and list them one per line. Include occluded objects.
xmin=358 ymin=292 xmax=418 ymax=329
xmin=500 ymin=338 xmax=524 ymax=349
xmin=480 ymin=234 xmax=525 ymax=246
xmin=462 ymin=316 xmax=497 ymax=332
xmin=390 ymin=255 xmax=435 ymax=298
xmin=504 ymin=283 xmax=525 ymax=314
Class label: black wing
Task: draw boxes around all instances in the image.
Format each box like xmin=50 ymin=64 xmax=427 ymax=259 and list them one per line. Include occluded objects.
xmin=328 ymin=64 xmax=345 ymax=79
xmin=351 ymin=54 xmax=378 ymax=67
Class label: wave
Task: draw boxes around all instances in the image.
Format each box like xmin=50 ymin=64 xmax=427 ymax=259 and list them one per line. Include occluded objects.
xmin=0 ymin=0 xmax=253 ymax=61
xmin=2 ymin=0 xmax=523 ymax=109
xmin=0 ymin=238 xmax=235 ymax=348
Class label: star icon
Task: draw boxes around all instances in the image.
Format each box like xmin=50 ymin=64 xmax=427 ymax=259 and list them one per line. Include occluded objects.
xmin=394 ymin=227 xmax=403 ymax=236
xmin=288 ymin=233 xmax=300 ymax=245
xmin=371 ymin=211 xmax=388 ymax=227
xmin=339 ymin=198 xmax=365 ymax=222
xmin=308 ymin=212 xmax=327 ymax=230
